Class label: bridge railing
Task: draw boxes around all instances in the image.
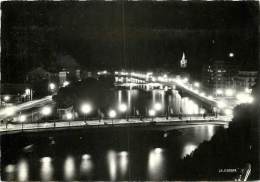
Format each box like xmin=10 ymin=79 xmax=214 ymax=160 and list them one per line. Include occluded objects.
xmin=0 ymin=115 xmax=231 ymax=134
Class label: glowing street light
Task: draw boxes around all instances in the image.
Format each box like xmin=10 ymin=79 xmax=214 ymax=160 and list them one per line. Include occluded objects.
xmin=216 ymin=89 xmax=223 ymax=95
xmin=208 ymin=95 xmax=213 ymax=100
xmin=66 ymin=112 xmax=73 ymax=120
xmin=149 ymin=109 xmax=155 ymax=116
xmin=199 ymin=109 xmax=205 ymax=115
xmin=19 ymin=114 xmax=26 ymax=130
xmin=154 ymin=103 xmax=162 ymax=111
xmin=244 ymin=88 xmax=251 ymax=94
xmin=81 ymin=103 xmax=92 ymax=123
xmin=81 ymin=104 xmax=91 ymax=114
xmin=118 ymin=103 xmax=127 ymax=112
xmin=118 ymin=103 xmax=128 ymax=121
xmin=49 ymin=83 xmax=56 ymax=90
xmin=25 ymin=88 xmax=30 ymax=95
xmin=229 ymin=52 xmax=234 ymax=58
xmin=183 ymin=77 xmax=188 ymax=83
xmin=66 ymin=112 xmax=73 ymax=126
xmin=109 ymin=110 xmax=116 ymax=118
xmin=109 ymin=110 xmax=117 ymax=125
xmin=224 ymin=109 xmax=233 ymax=116
xmin=19 ymin=115 xmax=26 ymax=122
xmin=4 ymin=95 xmax=10 ymax=102
xmin=217 ymin=100 xmax=226 ymax=109
xmin=225 ymin=89 xmax=234 ymax=97
xmin=200 ymin=92 xmax=206 ymax=97
xmin=194 ymin=82 xmax=200 ymax=88
xmin=41 ymin=106 xmax=52 ymax=116
xmin=63 ymin=81 xmax=70 ymax=87
xmin=149 ymin=109 xmax=156 ymax=121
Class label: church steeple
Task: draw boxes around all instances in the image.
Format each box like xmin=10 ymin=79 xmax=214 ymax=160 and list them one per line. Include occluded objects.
xmin=180 ymin=52 xmax=187 ymax=68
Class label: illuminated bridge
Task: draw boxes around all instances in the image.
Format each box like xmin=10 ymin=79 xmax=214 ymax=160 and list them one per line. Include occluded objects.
xmin=115 ymin=71 xmax=236 ymax=115
xmin=0 ymin=115 xmax=230 ymax=135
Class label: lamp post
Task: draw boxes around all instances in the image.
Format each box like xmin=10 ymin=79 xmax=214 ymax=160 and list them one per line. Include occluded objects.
xmin=66 ymin=112 xmax=73 ymax=127
xmin=4 ymin=95 xmax=10 ymax=103
xmin=49 ymin=83 xmax=56 ymax=94
xmin=19 ymin=114 xmax=26 ymax=131
xmin=149 ymin=109 xmax=156 ymax=122
xmin=109 ymin=110 xmax=117 ymax=125
xmin=154 ymin=102 xmax=162 ymax=118
xmin=81 ymin=103 xmax=91 ymax=124
xmin=118 ymin=103 xmax=128 ymax=121
xmin=41 ymin=106 xmax=52 ymax=127
xmin=25 ymin=88 xmax=31 ymax=101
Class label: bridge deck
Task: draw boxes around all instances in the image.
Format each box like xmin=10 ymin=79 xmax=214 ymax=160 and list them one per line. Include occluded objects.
xmin=0 ymin=116 xmax=231 ymax=135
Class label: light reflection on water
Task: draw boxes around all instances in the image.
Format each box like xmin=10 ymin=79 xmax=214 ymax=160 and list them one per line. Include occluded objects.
xmin=2 ymin=118 xmax=220 ymax=181
xmin=148 ymin=148 xmax=165 ymax=180
xmin=17 ymin=159 xmax=29 ymax=182
xmin=80 ymin=154 xmax=93 ymax=178
xmin=107 ymin=150 xmax=117 ymax=181
xmin=64 ymin=156 xmax=76 ymax=181
xmin=40 ymin=157 xmax=53 ymax=181
xmin=118 ymin=151 xmax=129 ymax=179
xmin=5 ymin=164 xmax=16 ymax=181
xmin=182 ymin=144 xmax=197 ymax=158
xmin=116 ymin=89 xmax=204 ymax=115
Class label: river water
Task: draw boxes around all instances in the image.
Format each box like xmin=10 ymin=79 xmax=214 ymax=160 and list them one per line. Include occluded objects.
xmin=1 ymin=125 xmax=220 ymax=181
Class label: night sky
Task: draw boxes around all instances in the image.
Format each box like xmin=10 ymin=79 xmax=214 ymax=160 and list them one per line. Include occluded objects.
xmin=1 ymin=1 xmax=259 ymax=83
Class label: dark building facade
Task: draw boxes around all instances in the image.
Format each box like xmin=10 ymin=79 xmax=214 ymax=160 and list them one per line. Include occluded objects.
xmin=202 ymin=60 xmax=238 ymax=94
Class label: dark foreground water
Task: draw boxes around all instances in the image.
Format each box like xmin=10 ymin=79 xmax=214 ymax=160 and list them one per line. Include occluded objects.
xmin=1 ymin=125 xmax=220 ymax=181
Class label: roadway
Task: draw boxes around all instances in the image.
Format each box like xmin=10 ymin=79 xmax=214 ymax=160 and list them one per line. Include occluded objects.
xmin=0 ymin=115 xmax=231 ymax=135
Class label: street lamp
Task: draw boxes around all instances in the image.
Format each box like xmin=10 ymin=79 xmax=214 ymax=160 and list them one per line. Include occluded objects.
xmin=149 ymin=109 xmax=156 ymax=121
xmin=81 ymin=103 xmax=92 ymax=124
xmin=216 ymin=89 xmax=223 ymax=96
xmin=109 ymin=110 xmax=117 ymax=125
xmin=41 ymin=106 xmax=52 ymax=116
xmin=19 ymin=114 xmax=26 ymax=130
xmin=25 ymin=88 xmax=30 ymax=95
xmin=154 ymin=103 xmax=162 ymax=111
xmin=41 ymin=106 xmax=52 ymax=126
xmin=208 ymin=95 xmax=213 ymax=100
xmin=194 ymin=82 xmax=200 ymax=88
xmin=25 ymin=88 xmax=32 ymax=101
xmin=229 ymin=52 xmax=234 ymax=58
xmin=224 ymin=109 xmax=233 ymax=116
xmin=66 ymin=112 xmax=73 ymax=126
xmin=63 ymin=81 xmax=70 ymax=87
xmin=49 ymin=83 xmax=56 ymax=91
xmin=4 ymin=95 xmax=10 ymax=102
xmin=200 ymin=92 xmax=206 ymax=97
xmin=183 ymin=77 xmax=188 ymax=83
xmin=118 ymin=103 xmax=128 ymax=121
xmin=199 ymin=109 xmax=206 ymax=118
xmin=225 ymin=88 xmax=234 ymax=97
xmin=119 ymin=103 xmax=127 ymax=112
xmin=217 ymin=100 xmax=226 ymax=109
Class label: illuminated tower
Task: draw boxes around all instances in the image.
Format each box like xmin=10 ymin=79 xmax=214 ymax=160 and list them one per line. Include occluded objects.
xmin=180 ymin=52 xmax=187 ymax=68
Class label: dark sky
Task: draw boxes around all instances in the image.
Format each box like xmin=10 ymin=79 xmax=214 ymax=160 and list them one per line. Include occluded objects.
xmin=1 ymin=1 xmax=259 ymax=83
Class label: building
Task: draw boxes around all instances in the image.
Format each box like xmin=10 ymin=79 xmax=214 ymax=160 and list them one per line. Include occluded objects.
xmin=180 ymin=52 xmax=187 ymax=68
xmin=234 ymin=70 xmax=258 ymax=91
xmin=202 ymin=60 xmax=238 ymax=94
xmin=59 ymin=70 xmax=69 ymax=86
